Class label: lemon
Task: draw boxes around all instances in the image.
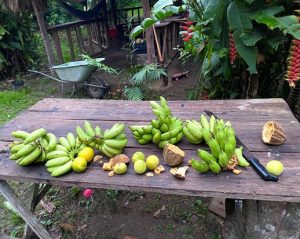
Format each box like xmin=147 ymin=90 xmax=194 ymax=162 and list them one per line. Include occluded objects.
xmin=113 ymin=163 xmax=127 ymax=175
xmin=72 ymin=157 xmax=87 ymax=172
xmin=132 ymin=151 xmax=145 ymax=164
xmin=146 ymin=155 xmax=159 ymax=170
xmin=134 ymin=160 xmax=147 ymax=174
xmin=266 ymin=160 xmax=284 ymax=176
xmin=78 ymin=147 xmax=94 ymax=163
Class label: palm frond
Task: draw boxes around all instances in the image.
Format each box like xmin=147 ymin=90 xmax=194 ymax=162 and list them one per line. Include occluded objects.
xmin=124 ymin=86 xmax=143 ymax=100
xmin=131 ymin=63 xmax=167 ymax=85
xmin=81 ymin=54 xmax=118 ymax=75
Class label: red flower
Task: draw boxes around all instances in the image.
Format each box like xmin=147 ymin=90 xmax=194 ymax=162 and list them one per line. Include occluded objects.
xmin=182 ymin=32 xmax=189 ymax=37
xmin=186 ymin=21 xmax=194 ymax=26
xmin=229 ymin=32 xmax=237 ymax=64
xmin=180 ymin=26 xmax=189 ymax=31
xmin=183 ymin=37 xmax=190 ymax=42
xmin=83 ymin=188 xmax=94 ymax=199
xmin=285 ymin=39 xmax=300 ymax=87
xmin=187 ymin=28 xmax=193 ymax=33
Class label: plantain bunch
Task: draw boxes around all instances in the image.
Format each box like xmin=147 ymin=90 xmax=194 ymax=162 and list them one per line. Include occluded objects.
xmin=9 ymin=128 xmax=57 ymax=166
xmin=130 ymin=96 xmax=183 ymax=149
xmin=190 ymin=115 xmax=249 ymax=174
xmin=76 ymin=120 xmax=127 ymax=158
xmin=45 ymin=133 xmax=84 ymax=177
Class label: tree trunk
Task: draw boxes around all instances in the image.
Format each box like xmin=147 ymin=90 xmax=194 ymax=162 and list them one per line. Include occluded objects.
xmin=31 ymin=0 xmax=55 ymax=74
xmin=141 ymin=0 xmax=155 ymax=64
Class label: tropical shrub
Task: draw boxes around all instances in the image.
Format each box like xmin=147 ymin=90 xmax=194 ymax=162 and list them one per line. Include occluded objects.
xmin=131 ymin=0 xmax=300 ymax=99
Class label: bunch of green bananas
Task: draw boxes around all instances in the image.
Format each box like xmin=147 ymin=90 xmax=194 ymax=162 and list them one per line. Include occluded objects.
xmin=130 ymin=96 xmax=183 ymax=149
xmin=45 ymin=133 xmax=84 ymax=177
xmin=191 ymin=115 xmax=249 ymax=174
xmin=76 ymin=120 xmax=127 ymax=158
xmin=9 ymin=128 xmax=57 ymax=166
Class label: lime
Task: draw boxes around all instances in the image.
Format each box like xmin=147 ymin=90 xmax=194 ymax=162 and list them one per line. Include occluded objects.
xmin=78 ymin=147 xmax=94 ymax=163
xmin=72 ymin=157 xmax=87 ymax=172
xmin=266 ymin=160 xmax=284 ymax=176
xmin=113 ymin=163 xmax=127 ymax=175
xmin=132 ymin=151 xmax=145 ymax=163
xmin=146 ymin=155 xmax=159 ymax=170
xmin=134 ymin=160 xmax=147 ymax=174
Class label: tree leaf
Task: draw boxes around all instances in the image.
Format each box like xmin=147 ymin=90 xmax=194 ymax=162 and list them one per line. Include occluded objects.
xmin=240 ymin=30 xmax=263 ymax=46
xmin=130 ymin=26 xmax=144 ymax=39
xmin=227 ymin=1 xmax=252 ymax=32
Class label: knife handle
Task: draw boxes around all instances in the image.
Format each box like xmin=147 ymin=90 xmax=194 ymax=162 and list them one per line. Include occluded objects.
xmin=248 ymin=157 xmax=278 ymax=182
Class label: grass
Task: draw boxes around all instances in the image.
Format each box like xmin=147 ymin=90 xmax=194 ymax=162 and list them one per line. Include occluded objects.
xmin=0 ymin=88 xmax=41 ymax=126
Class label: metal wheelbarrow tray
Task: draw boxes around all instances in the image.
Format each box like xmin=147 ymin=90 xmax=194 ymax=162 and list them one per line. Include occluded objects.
xmin=29 ymin=58 xmax=109 ymax=98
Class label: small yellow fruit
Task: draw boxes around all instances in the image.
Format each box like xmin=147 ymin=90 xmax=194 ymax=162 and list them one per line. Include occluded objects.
xmin=72 ymin=157 xmax=87 ymax=172
xmin=113 ymin=163 xmax=127 ymax=175
xmin=78 ymin=147 xmax=94 ymax=163
xmin=132 ymin=151 xmax=145 ymax=163
xmin=146 ymin=155 xmax=159 ymax=170
xmin=134 ymin=160 xmax=147 ymax=174
xmin=266 ymin=160 xmax=284 ymax=176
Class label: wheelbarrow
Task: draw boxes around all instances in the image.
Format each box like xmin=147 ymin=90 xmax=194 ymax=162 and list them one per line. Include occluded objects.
xmin=29 ymin=58 xmax=110 ymax=98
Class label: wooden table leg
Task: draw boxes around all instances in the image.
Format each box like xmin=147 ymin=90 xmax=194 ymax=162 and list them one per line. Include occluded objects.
xmin=0 ymin=180 xmax=52 ymax=239
xmin=222 ymin=199 xmax=300 ymax=239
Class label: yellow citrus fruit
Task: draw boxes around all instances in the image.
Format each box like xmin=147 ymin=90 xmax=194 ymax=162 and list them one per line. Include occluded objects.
xmin=113 ymin=163 xmax=127 ymax=175
xmin=134 ymin=160 xmax=147 ymax=174
xmin=266 ymin=160 xmax=284 ymax=176
xmin=132 ymin=151 xmax=145 ymax=163
xmin=72 ymin=157 xmax=87 ymax=173
xmin=146 ymin=155 xmax=159 ymax=170
xmin=78 ymin=147 xmax=94 ymax=163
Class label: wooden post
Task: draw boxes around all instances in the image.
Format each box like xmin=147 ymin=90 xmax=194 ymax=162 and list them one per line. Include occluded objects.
xmin=101 ymin=0 xmax=110 ymax=48
xmin=141 ymin=0 xmax=155 ymax=64
xmin=111 ymin=0 xmax=118 ymax=26
xmin=31 ymin=0 xmax=55 ymax=74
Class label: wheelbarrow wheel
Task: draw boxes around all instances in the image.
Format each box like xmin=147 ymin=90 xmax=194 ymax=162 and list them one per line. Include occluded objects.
xmin=86 ymin=76 xmax=109 ymax=99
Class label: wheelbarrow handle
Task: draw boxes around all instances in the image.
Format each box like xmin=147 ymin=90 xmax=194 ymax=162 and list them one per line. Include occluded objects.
xmin=28 ymin=70 xmax=62 ymax=83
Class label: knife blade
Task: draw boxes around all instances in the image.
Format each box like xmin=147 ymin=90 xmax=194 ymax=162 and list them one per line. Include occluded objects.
xmin=204 ymin=110 xmax=278 ymax=182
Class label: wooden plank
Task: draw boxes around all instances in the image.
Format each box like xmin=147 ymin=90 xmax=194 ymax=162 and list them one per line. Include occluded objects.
xmin=51 ymin=32 xmax=64 ymax=64
xmin=0 ymin=149 xmax=299 ymax=202
xmin=75 ymin=26 xmax=85 ymax=53
xmin=86 ymin=25 xmax=94 ymax=55
xmin=0 ymin=181 xmax=52 ymax=239
xmin=66 ymin=28 xmax=75 ymax=61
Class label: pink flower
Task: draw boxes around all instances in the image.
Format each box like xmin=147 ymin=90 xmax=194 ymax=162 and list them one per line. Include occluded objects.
xmin=83 ymin=188 xmax=94 ymax=199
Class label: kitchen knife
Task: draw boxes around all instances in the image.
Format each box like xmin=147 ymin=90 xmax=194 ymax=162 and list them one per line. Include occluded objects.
xmin=204 ymin=110 xmax=278 ymax=182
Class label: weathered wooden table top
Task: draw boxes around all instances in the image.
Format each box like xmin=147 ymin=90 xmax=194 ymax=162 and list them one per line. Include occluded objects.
xmin=0 ymin=98 xmax=299 ymax=202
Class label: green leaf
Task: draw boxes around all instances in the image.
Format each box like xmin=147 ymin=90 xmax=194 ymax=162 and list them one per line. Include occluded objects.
xmin=124 ymin=87 xmax=143 ymax=101
xmin=141 ymin=18 xmax=156 ymax=28
xmin=227 ymin=1 xmax=253 ymax=32
xmin=130 ymin=26 xmax=144 ymax=39
xmin=153 ymin=0 xmax=173 ymax=13
xmin=233 ymin=29 xmax=257 ymax=74
xmin=240 ymin=30 xmax=263 ymax=46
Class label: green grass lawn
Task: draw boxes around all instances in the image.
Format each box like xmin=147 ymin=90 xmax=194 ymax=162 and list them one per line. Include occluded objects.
xmin=0 ymin=88 xmax=42 ymax=126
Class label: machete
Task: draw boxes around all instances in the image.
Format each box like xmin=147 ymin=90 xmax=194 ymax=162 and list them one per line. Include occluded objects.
xmin=204 ymin=110 xmax=278 ymax=182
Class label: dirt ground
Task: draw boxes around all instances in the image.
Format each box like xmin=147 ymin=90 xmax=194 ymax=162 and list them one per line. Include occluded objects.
xmin=0 ymin=46 xmax=223 ymax=239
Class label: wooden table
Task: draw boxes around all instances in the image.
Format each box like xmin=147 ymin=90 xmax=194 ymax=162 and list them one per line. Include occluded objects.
xmin=0 ymin=98 xmax=300 ymax=239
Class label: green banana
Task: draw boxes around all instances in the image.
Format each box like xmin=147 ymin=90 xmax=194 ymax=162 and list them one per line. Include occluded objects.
xmin=208 ymin=138 xmax=221 ymax=159
xmin=160 ymin=124 xmax=168 ymax=132
xmin=227 ymin=135 xmax=236 ymax=150
xmin=183 ymin=126 xmax=200 ymax=143
xmin=95 ymin=126 xmax=102 ymax=137
xmin=84 ymin=120 xmax=95 ymax=137
xmin=197 ymin=149 xmax=217 ymax=163
xmin=45 ymin=156 xmax=71 ymax=167
xmin=102 ymin=144 xmax=121 ymax=157
xmin=137 ymin=138 xmax=150 ymax=145
xmin=142 ymin=125 xmax=153 ymax=134
xmin=209 ymin=115 xmax=216 ymax=133
xmin=160 ymin=132 xmax=173 ymax=141
xmin=46 ymin=150 xmax=69 ymax=160
xmin=51 ymin=161 xmax=72 ymax=177
xmin=24 ymin=128 xmax=47 ymax=144
xmin=200 ymin=115 xmax=209 ymax=130
xmin=46 ymin=133 xmax=57 ymax=151
xmin=9 ymin=154 xmax=18 ymax=160
xmin=234 ymin=147 xmax=250 ymax=167
xmin=202 ymin=128 xmax=212 ymax=143
xmin=67 ymin=133 xmax=76 ymax=149
xmin=152 ymin=132 xmax=161 ymax=144
xmin=59 ymin=137 xmax=71 ymax=151
xmin=169 ymin=126 xmax=182 ymax=138
xmin=175 ymin=132 xmax=183 ymax=143
xmin=152 ymin=128 xmax=160 ymax=135
xmin=11 ymin=130 xmax=29 ymax=140
xmin=149 ymin=101 xmax=162 ymax=111
xmin=224 ymin=142 xmax=235 ymax=159
xmin=55 ymin=145 xmax=69 ymax=153
xmin=104 ymin=123 xmax=125 ymax=139
xmin=151 ymin=119 xmax=160 ymax=129
xmin=9 ymin=141 xmax=23 ymax=149
xmin=19 ymin=146 xmax=42 ymax=166
xmin=10 ymin=143 xmax=24 ymax=153
xmin=15 ymin=143 xmax=38 ymax=158
xmin=169 ymin=137 xmax=177 ymax=144
xmin=209 ymin=161 xmax=221 ymax=174
xmin=218 ymin=151 xmax=229 ymax=168
xmin=191 ymin=159 xmax=209 ymax=173
xmin=132 ymin=131 xmax=140 ymax=137
xmin=115 ymin=133 xmax=127 ymax=140
xmin=158 ymin=140 xmax=168 ymax=149
xmin=40 ymin=138 xmax=49 ymax=151
xmin=186 ymin=121 xmax=202 ymax=140
xmin=104 ymin=138 xmax=128 ymax=149
xmin=76 ymin=126 xmax=91 ymax=143
xmin=142 ymin=134 xmax=153 ymax=141
xmin=215 ymin=131 xmax=226 ymax=150
xmin=47 ymin=165 xmax=62 ymax=173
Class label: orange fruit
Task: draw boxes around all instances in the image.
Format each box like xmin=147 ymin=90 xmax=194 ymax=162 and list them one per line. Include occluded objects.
xmin=78 ymin=147 xmax=94 ymax=163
